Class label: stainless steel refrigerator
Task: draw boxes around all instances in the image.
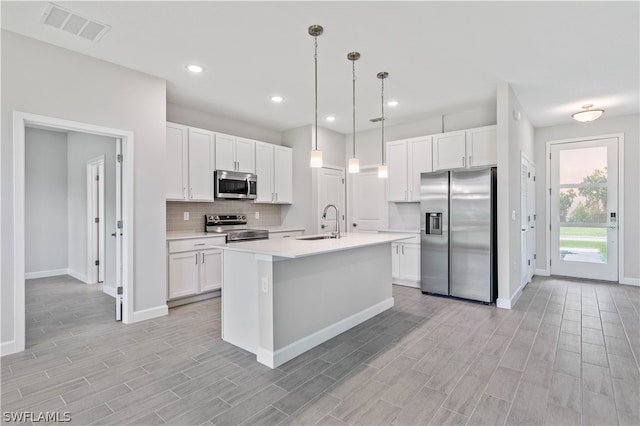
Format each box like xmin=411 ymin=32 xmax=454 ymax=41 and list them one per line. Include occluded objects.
xmin=420 ymin=168 xmax=497 ymax=303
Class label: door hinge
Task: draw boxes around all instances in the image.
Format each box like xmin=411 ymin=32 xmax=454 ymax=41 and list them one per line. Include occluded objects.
xmin=117 ymin=220 xmax=123 ymax=229
xmin=528 ymin=172 xmax=531 ymax=178
xmin=95 ymin=260 xmax=99 ymax=266
xmin=117 ymin=286 xmax=123 ymax=295
xmin=96 ymin=175 xmax=100 ymax=181
xmin=549 ymin=153 xmax=551 ymax=160
xmin=549 ymin=224 xmax=551 ymax=231
xmin=534 ymin=214 xmax=537 ymax=220
xmin=534 ymin=254 xmax=537 ymax=260
xmin=342 ymin=178 xmax=345 ymax=184
xmin=549 ymin=188 xmax=551 ymax=195
xmin=117 ymin=154 xmax=123 ymax=163
xmin=528 ymin=259 xmax=531 ymax=266
xmin=533 ymin=176 xmax=536 ymax=182
xmin=94 ymin=217 xmax=99 ymax=223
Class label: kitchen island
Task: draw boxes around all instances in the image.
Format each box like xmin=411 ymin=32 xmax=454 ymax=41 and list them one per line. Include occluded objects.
xmin=218 ymin=232 xmax=412 ymax=368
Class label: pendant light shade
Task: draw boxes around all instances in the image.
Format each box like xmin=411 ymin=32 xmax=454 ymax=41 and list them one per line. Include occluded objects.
xmin=348 ymin=51 xmax=360 ymax=174
xmin=309 ymin=25 xmax=323 ymax=168
xmin=572 ymin=104 xmax=604 ymax=122
xmin=377 ymin=71 xmax=389 ymax=179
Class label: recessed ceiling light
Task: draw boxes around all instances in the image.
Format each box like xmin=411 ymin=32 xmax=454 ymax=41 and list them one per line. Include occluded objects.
xmin=271 ymin=95 xmax=284 ymax=103
xmin=387 ymin=100 xmax=399 ymax=107
xmin=186 ymin=64 xmax=204 ymax=73
xmin=325 ymin=116 xmax=336 ymax=122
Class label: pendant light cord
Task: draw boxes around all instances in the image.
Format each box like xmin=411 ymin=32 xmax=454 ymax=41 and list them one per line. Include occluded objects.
xmin=314 ymin=35 xmax=318 ymax=151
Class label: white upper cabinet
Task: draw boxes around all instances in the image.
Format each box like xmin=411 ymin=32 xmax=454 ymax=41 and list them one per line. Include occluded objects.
xmin=215 ymin=134 xmax=255 ymax=173
xmin=433 ymin=130 xmax=466 ymax=170
xmin=273 ymin=145 xmax=293 ymax=204
xmin=166 ymin=123 xmax=214 ymax=201
xmin=166 ymin=123 xmax=188 ymax=200
xmin=466 ymin=125 xmax=497 ymax=168
xmin=387 ymin=136 xmax=432 ymax=202
xmin=188 ymin=128 xmax=215 ymax=201
xmin=255 ymin=141 xmax=292 ymax=204
xmin=433 ymin=125 xmax=497 ymax=171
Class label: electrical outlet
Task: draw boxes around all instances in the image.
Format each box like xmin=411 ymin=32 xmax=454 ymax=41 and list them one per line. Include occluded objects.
xmin=261 ymin=277 xmax=268 ymax=293
xmin=255 ymin=211 xmax=260 ymax=219
xmin=183 ymin=212 xmax=189 ymax=221
xmin=511 ymin=210 xmax=516 ymax=221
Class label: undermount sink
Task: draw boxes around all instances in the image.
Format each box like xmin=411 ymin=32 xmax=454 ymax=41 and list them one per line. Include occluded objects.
xmin=295 ymin=235 xmax=337 ymax=241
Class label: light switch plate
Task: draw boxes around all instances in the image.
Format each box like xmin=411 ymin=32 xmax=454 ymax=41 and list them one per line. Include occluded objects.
xmin=184 ymin=212 xmax=189 ymax=221
xmin=255 ymin=212 xmax=260 ymax=219
xmin=511 ymin=210 xmax=516 ymax=221
xmin=261 ymin=277 xmax=268 ymax=293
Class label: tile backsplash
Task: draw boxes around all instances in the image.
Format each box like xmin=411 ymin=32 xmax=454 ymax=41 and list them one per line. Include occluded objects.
xmin=166 ymin=201 xmax=282 ymax=232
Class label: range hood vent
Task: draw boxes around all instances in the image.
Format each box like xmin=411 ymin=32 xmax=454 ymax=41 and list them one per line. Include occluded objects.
xmin=41 ymin=3 xmax=111 ymax=42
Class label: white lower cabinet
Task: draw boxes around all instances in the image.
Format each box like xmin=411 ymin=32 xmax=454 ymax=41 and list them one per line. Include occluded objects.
xmin=167 ymin=237 xmax=224 ymax=302
xmin=391 ymin=235 xmax=420 ymax=287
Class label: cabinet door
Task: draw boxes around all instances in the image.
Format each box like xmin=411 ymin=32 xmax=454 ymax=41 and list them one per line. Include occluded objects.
xmin=387 ymin=140 xmax=408 ymax=201
xmin=399 ymin=243 xmax=420 ymax=282
xmin=215 ymin=133 xmax=236 ymax=171
xmin=188 ymin=128 xmax=214 ymax=201
xmin=166 ymin=123 xmax=188 ymax=200
xmin=235 ymin=138 xmax=255 ymax=173
xmin=433 ymin=130 xmax=466 ymax=170
xmin=408 ymin=137 xmax=432 ymax=201
xmin=273 ymin=146 xmax=293 ymax=204
xmin=254 ymin=142 xmax=274 ymax=203
xmin=466 ymin=125 xmax=497 ymax=167
xmin=168 ymin=252 xmax=198 ymax=299
xmin=200 ymin=249 xmax=222 ymax=292
xmin=391 ymin=243 xmax=400 ymax=280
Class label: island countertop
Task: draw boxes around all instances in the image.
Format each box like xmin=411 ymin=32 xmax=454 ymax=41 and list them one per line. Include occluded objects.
xmin=217 ymin=232 xmax=413 ymax=259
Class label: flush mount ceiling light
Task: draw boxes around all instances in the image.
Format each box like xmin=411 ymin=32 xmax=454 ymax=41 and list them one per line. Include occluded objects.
xmin=271 ymin=95 xmax=284 ymax=103
xmin=325 ymin=115 xmax=336 ymax=122
xmin=387 ymin=100 xmax=399 ymax=107
xmin=572 ymin=104 xmax=604 ymax=122
xmin=186 ymin=64 xmax=204 ymax=73
xmin=309 ymin=24 xmax=324 ymax=168
xmin=348 ymin=51 xmax=361 ymax=174
xmin=377 ymin=71 xmax=389 ymax=179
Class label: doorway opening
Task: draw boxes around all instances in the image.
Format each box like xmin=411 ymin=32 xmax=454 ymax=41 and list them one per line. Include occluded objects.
xmin=317 ymin=167 xmax=346 ymax=235
xmin=87 ymin=156 xmax=106 ymax=285
xmin=521 ymin=154 xmax=536 ymax=288
xmin=9 ymin=111 xmax=134 ymax=355
xmin=547 ymin=134 xmax=624 ymax=282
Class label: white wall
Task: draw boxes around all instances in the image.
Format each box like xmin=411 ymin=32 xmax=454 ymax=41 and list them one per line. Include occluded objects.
xmin=167 ymin=102 xmax=282 ymax=145
xmin=67 ymin=132 xmax=117 ymax=292
xmin=281 ymin=125 xmax=346 ymax=233
xmin=496 ymin=82 xmax=535 ymax=307
xmin=2 ymin=30 xmax=167 ymax=348
xmin=25 ymin=128 xmax=68 ymax=275
xmin=534 ymin=113 xmax=639 ymax=283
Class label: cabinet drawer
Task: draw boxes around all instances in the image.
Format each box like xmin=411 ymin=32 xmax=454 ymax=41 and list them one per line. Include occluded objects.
xmin=269 ymin=230 xmax=303 ymax=239
xmin=168 ymin=237 xmax=226 ymax=253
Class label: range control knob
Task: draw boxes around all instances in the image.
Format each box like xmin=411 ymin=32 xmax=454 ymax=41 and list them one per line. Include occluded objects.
xmin=239 ymin=215 xmax=246 ymax=221
xmin=213 ymin=215 xmax=219 ymax=222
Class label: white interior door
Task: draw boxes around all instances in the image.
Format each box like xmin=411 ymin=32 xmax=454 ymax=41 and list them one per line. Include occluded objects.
xmin=350 ymin=168 xmax=386 ymax=232
xmin=87 ymin=157 xmax=105 ymax=284
xmin=317 ymin=168 xmax=345 ymax=235
xmin=520 ymin=155 xmax=536 ymax=287
xmin=550 ymin=137 xmax=618 ymax=281
xmin=527 ymin=163 xmax=536 ymax=281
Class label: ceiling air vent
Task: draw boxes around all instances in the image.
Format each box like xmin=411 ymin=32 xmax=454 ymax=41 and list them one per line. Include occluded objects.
xmin=41 ymin=3 xmax=110 ymax=42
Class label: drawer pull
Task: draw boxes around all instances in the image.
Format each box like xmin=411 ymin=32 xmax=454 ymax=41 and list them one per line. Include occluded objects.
xmin=194 ymin=243 xmax=206 ymax=246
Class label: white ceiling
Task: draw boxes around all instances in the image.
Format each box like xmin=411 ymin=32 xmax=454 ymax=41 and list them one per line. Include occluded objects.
xmin=2 ymin=1 xmax=638 ymax=134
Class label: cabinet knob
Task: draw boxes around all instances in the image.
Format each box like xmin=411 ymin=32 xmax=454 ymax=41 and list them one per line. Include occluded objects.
xmin=352 ymin=223 xmax=358 ymax=227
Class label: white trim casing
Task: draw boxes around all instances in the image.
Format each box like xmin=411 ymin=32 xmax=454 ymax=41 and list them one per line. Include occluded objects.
xmin=621 ymin=277 xmax=640 ymax=287
xmin=535 ymin=268 xmax=551 ymax=277
xmin=496 ymin=284 xmax=524 ymax=309
xmin=545 ymin=133 xmax=626 ymax=284
xmin=7 ymin=111 xmax=139 ymax=356
xmin=130 ymin=304 xmax=169 ymax=323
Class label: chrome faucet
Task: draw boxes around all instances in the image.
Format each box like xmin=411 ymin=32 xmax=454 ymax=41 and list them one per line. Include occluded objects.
xmin=322 ymin=204 xmax=341 ymax=239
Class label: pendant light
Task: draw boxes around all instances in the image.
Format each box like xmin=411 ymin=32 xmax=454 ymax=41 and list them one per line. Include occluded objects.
xmin=348 ymin=52 xmax=361 ymax=173
xmin=572 ymin=104 xmax=604 ymax=122
xmin=377 ymin=71 xmax=389 ymax=178
xmin=309 ymin=25 xmax=323 ymax=168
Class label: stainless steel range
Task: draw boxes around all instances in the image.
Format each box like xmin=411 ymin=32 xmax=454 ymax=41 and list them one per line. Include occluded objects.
xmin=205 ymin=214 xmax=269 ymax=242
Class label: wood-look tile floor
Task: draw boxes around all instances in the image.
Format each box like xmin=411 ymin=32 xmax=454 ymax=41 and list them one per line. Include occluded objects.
xmin=2 ymin=275 xmax=639 ymax=425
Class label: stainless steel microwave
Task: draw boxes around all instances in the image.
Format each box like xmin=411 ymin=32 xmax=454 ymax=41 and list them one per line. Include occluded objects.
xmin=214 ymin=170 xmax=257 ymax=199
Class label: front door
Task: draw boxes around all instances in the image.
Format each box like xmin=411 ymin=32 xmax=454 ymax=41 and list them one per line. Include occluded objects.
xmin=550 ymin=137 xmax=618 ymax=281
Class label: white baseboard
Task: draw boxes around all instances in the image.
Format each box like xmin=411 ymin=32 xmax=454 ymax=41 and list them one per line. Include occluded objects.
xmin=535 ymin=268 xmax=550 ymax=277
xmin=257 ymin=297 xmax=395 ymax=368
xmin=102 ymin=285 xmax=117 ymax=297
xmin=620 ymin=276 xmax=640 ymax=286
xmin=392 ymin=280 xmax=420 ymax=289
xmin=0 ymin=339 xmax=19 ymax=356
xmin=496 ymin=285 xmax=524 ymax=310
xmin=67 ymin=269 xmax=88 ymax=284
xmin=130 ymin=304 xmax=168 ymax=323
xmin=24 ymin=269 xmax=68 ymax=279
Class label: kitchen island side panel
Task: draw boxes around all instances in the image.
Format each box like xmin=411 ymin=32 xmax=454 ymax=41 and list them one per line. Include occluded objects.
xmin=271 ymin=243 xmax=392 ymax=349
